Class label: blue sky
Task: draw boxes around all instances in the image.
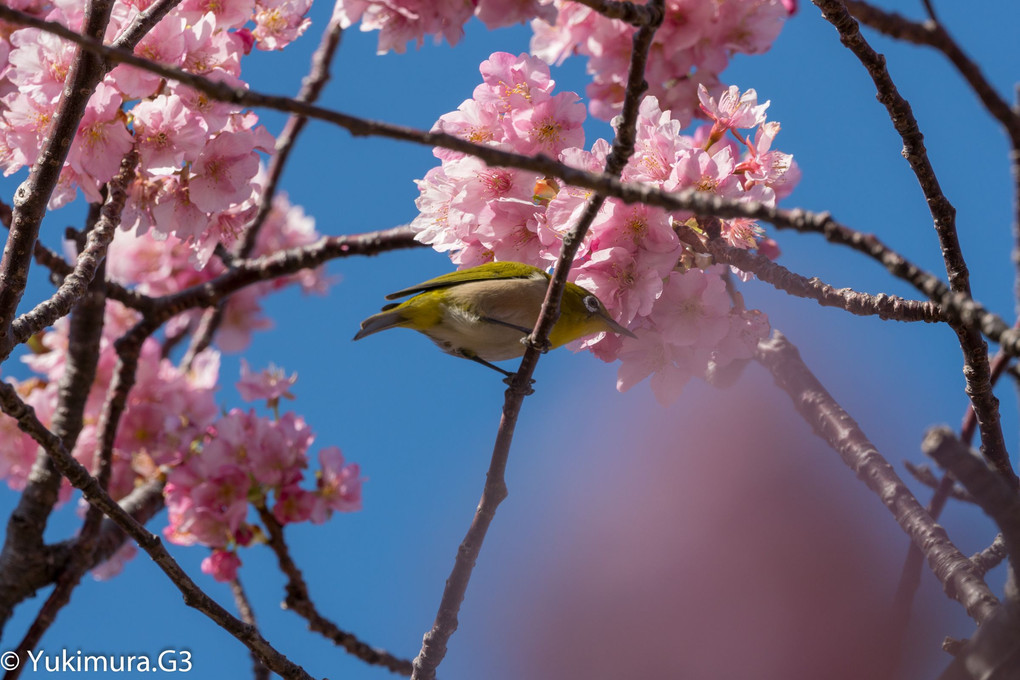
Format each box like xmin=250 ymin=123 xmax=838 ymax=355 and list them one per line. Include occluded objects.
xmin=1 ymin=1 xmax=1018 ymax=678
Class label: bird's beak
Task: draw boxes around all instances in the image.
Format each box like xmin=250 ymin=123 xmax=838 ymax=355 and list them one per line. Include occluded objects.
xmin=601 ymin=313 xmax=637 ymax=339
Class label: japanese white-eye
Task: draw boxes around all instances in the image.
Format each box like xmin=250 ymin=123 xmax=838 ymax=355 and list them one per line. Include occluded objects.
xmin=353 ymin=261 xmax=635 ymax=377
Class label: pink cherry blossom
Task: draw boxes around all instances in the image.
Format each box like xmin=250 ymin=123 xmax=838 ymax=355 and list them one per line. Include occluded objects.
xmin=273 ymin=485 xmax=316 ymax=524
xmin=180 ymin=0 xmax=257 ymax=30
xmin=698 ymin=84 xmax=770 ymax=132
xmin=109 ymin=14 xmax=188 ymax=98
xmin=237 ymin=360 xmax=297 ymax=403
xmin=252 ymin=0 xmax=313 ymax=51
xmin=188 ymin=130 xmax=261 ymax=213
xmin=411 ymin=53 xmax=798 ymax=403
xmin=132 ymin=94 xmax=209 ymax=173
xmin=312 ymin=446 xmax=363 ymax=522
xmin=532 ymin=0 xmax=790 ymax=121
xmin=201 ymin=550 xmax=242 ymax=582
xmin=68 ymin=83 xmax=134 ymax=184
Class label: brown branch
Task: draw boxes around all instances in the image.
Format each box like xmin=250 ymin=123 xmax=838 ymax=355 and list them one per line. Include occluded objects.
xmin=971 ymin=535 xmax=1007 ymax=578
xmin=708 ymin=241 xmax=943 ymax=323
xmin=110 ymin=0 xmax=183 ymax=51
xmin=7 ymin=150 xmax=137 ymax=358
xmin=757 ymin=332 xmax=999 ymax=624
xmin=143 ymin=226 xmax=421 ymax=322
xmin=570 ymin=0 xmax=660 ymax=25
xmin=256 ymin=506 xmax=413 ymax=675
xmin=0 ymin=382 xmax=315 ymax=680
xmin=889 ymin=338 xmax=1016 ymax=673
xmin=0 ymin=206 xmax=109 ymax=640
xmin=2 ymin=212 xmax=113 ymax=675
xmin=923 ymin=427 xmax=1020 ymax=579
xmin=843 ymin=0 xmax=1020 ymax=144
xmin=411 ymin=3 xmax=665 ymax=678
xmin=813 ymin=0 xmax=1013 ymax=492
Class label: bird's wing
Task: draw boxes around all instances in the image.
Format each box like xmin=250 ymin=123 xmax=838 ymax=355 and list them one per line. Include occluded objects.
xmin=384 ymin=263 xmax=547 ymax=300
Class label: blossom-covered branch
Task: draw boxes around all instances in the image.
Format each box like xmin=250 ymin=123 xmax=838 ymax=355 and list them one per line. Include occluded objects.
xmin=183 ymin=2 xmax=347 ymax=369
xmin=757 ymin=332 xmax=999 ymax=624
xmin=0 ymin=1 xmax=114 ymax=356
xmin=0 ymin=381 xmax=316 ymax=680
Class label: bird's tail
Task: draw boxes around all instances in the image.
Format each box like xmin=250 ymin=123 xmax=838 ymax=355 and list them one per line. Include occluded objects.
xmin=352 ymin=304 xmax=407 ymax=341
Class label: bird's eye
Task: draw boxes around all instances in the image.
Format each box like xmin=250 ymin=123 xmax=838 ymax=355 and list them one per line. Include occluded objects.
xmin=583 ymin=295 xmax=600 ymax=314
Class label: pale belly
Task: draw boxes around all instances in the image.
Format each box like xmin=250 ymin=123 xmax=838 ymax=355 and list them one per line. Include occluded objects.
xmin=420 ymin=277 xmax=549 ymax=361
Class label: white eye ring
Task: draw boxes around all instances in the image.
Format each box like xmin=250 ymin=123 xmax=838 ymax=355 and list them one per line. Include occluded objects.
xmin=583 ymin=295 xmax=600 ymax=313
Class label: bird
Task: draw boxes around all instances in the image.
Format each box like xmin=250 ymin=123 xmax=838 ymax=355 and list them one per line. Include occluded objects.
xmin=353 ymin=261 xmax=635 ymax=379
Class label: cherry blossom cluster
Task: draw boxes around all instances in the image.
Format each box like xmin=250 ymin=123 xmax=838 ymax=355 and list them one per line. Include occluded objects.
xmin=532 ymin=0 xmax=795 ymax=120
xmin=336 ymin=0 xmax=792 ymax=123
xmin=0 ymin=310 xmax=361 ymax=581
xmin=412 ymin=52 xmax=799 ymax=404
xmin=335 ymin=0 xmax=555 ymax=54
xmin=0 ymin=0 xmax=314 ymax=257
xmin=165 ymin=363 xmax=362 ymax=583
xmin=108 ymin=184 xmax=331 ymax=351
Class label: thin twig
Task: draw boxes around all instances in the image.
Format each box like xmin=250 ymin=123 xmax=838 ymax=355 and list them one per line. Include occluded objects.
xmin=757 ymin=332 xmax=999 ymax=623
xmin=410 ymin=3 xmax=665 ymax=678
xmin=904 ymin=462 xmax=974 ymax=503
xmin=256 ymin=506 xmax=413 ymax=675
xmin=229 ymin=577 xmax=270 ymax=680
xmin=971 ymin=535 xmax=1007 ymax=578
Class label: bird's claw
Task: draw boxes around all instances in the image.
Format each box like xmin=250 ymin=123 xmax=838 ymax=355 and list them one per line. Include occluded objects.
xmin=522 ymin=334 xmax=552 ymax=354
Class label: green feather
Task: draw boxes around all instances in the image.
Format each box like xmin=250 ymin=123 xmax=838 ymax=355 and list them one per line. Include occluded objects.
xmin=383 ymin=262 xmax=547 ymax=300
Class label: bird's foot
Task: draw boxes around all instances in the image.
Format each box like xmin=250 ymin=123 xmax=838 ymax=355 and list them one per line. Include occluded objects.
xmin=503 ymin=374 xmax=536 ymax=396
xmin=522 ymin=334 xmax=552 ymax=354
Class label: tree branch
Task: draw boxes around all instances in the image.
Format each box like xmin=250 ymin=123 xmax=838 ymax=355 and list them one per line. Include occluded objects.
xmin=813 ymin=0 xmax=1013 ymax=492
xmin=7 ymin=150 xmax=137 ymax=359
xmin=256 ymin=506 xmax=413 ymax=675
xmin=843 ymin=0 xmax=1020 ymax=144
xmin=708 ymin=241 xmax=943 ymax=322
xmin=757 ymin=331 xmax=999 ymax=623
